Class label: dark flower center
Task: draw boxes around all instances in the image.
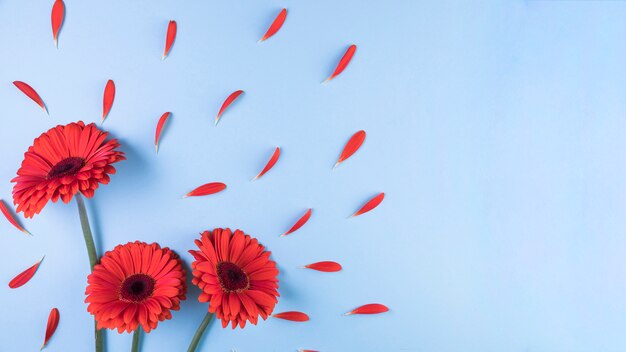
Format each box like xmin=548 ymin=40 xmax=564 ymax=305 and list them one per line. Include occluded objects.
xmin=119 ymin=274 xmax=155 ymax=302
xmin=216 ymin=262 xmax=249 ymax=292
xmin=48 ymin=157 xmax=85 ymax=179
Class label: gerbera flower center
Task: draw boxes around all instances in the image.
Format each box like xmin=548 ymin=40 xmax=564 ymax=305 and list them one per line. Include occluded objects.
xmin=47 ymin=157 xmax=85 ymax=179
xmin=119 ymin=274 xmax=155 ymax=302
xmin=216 ymin=261 xmax=250 ymax=292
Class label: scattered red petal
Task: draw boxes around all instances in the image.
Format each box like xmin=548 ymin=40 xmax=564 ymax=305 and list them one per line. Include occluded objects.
xmin=184 ymin=182 xmax=227 ymax=198
xmin=253 ymin=147 xmax=280 ymax=180
xmin=51 ymin=0 xmax=65 ymax=48
xmin=280 ymin=208 xmax=312 ymax=237
xmin=260 ymin=8 xmax=287 ymax=42
xmin=0 ymin=199 xmax=30 ymax=235
xmin=155 ymin=112 xmax=171 ymax=153
xmin=215 ymin=90 xmax=244 ymax=125
xmin=334 ymin=130 xmax=366 ymax=168
xmin=13 ymin=81 xmax=48 ymax=115
xmin=272 ymin=311 xmax=309 ymax=322
xmin=102 ymin=80 xmax=115 ymax=122
xmin=344 ymin=303 xmax=389 ymax=315
xmin=41 ymin=308 xmax=60 ymax=350
xmin=163 ymin=20 xmax=177 ymax=60
xmin=304 ymin=261 xmax=342 ymax=272
xmin=352 ymin=192 xmax=384 ymax=217
xmin=324 ymin=44 xmax=357 ymax=83
xmin=9 ymin=256 xmax=44 ymax=289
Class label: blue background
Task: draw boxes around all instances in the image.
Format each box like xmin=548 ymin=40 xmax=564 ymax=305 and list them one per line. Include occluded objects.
xmin=1 ymin=0 xmax=625 ymax=351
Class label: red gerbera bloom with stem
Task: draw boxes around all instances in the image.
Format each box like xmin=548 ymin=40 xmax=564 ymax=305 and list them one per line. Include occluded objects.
xmin=85 ymin=241 xmax=187 ymax=334
xmin=11 ymin=121 xmax=125 ymax=218
xmin=187 ymin=228 xmax=279 ymax=350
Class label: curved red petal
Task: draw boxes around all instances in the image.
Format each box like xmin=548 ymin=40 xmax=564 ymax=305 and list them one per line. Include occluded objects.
xmin=9 ymin=256 xmax=44 ymax=289
xmin=345 ymin=303 xmax=389 ymax=315
xmin=260 ymin=9 xmax=287 ymax=42
xmin=253 ymin=147 xmax=280 ymax=180
xmin=163 ymin=20 xmax=177 ymax=59
xmin=42 ymin=308 xmax=60 ymax=350
xmin=154 ymin=112 xmax=171 ymax=153
xmin=335 ymin=130 xmax=366 ymax=168
xmin=184 ymin=182 xmax=227 ymax=197
xmin=352 ymin=192 xmax=384 ymax=217
xmin=102 ymin=80 xmax=115 ymax=122
xmin=280 ymin=208 xmax=312 ymax=237
xmin=325 ymin=44 xmax=357 ymax=82
xmin=51 ymin=0 xmax=65 ymax=47
xmin=272 ymin=311 xmax=309 ymax=322
xmin=215 ymin=90 xmax=244 ymax=125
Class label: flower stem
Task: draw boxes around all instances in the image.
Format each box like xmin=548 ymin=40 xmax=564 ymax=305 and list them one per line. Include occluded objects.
xmin=76 ymin=193 xmax=104 ymax=352
xmin=131 ymin=328 xmax=141 ymax=352
xmin=187 ymin=312 xmax=215 ymax=352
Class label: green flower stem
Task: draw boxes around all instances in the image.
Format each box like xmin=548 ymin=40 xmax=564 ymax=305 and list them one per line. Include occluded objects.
xmin=131 ymin=328 xmax=141 ymax=352
xmin=187 ymin=312 xmax=215 ymax=352
xmin=76 ymin=193 xmax=104 ymax=352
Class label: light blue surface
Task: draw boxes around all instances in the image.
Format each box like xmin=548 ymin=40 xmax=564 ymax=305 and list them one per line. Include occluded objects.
xmin=1 ymin=1 xmax=625 ymax=351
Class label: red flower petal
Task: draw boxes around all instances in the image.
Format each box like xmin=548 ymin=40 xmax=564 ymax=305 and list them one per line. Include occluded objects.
xmin=272 ymin=311 xmax=309 ymax=322
xmin=41 ymin=308 xmax=60 ymax=350
xmin=215 ymin=90 xmax=244 ymax=125
xmin=259 ymin=9 xmax=287 ymax=42
xmin=102 ymin=80 xmax=115 ymax=122
xmin=154 ymin=112 xmax=171 ymax=153
xmin=303 ymin=261 xmax=342 ymax=272
xmin=184 ymin=182 xmax=227 ymax=198
xmin=9 ymin=256 xmax=44 ymax=289
xmin=334 ymin=130 xmax=366 ymax=168
xmin=324 ymin=44 xmax=357 ymax=83
xmin=352 ymin=192 xmax=384 ymax=218
xmin=280 ymin=208 xmax=312 ymax=237
xmin=344 ymin=303 xmax=389 ymax=315
xmin=0 ymin=199 xmax=30 ymax=235
xmin=253 ymin=147 xmax=280 ymax=181
xmin=51 ymin=0 xmax=65 ymax=48
xmin=13 ymin=81 xmax=48 ymax=115
xmin=163 ymin=20 xmax=177 ymax=60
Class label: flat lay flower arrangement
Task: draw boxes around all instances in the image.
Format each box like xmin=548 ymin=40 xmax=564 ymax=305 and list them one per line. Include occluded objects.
xmin=1 ymin=2 xmax=390 ymax=351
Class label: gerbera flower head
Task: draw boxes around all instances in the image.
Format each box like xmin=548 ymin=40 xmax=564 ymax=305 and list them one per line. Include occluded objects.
xmin=12 ymin=121 xmax=125 ymax=218
xmin=189 ymin=228 xmax=280 ymax=329
xmin=85 ymin=241 xmax=187 ymax=333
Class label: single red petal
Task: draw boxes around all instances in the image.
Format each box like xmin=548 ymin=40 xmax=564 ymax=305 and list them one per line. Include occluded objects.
xmin=272 ymin=311 xmax=309 ymax=322
xmin=215 ymin=90 xmax=244 ymax=125
xmin=154 ymin=112 xmax=171 ymax=153
xmin=0 ymin=199 xmax=30 ymax=235
xmin=352 ymin=192 xmax=385 ymax=217
xmin=325 ymin=44 xmax=357 ymax=82
xmin=163 ymin=20 xmax=177 ymax=60
xmin=334 ymin=130 xmax=366 ymax=168
xmin=280 ymin=208 xmax=312 ymax=237
xmin=259 ymin=8 xmax=287 ymax=42
xmin=9 ymin=256 xmax=44 ymax=289
xmin=102 ymin=80 xmax=115 ymax=122
xmin=41 ymin=308 xmax=60 ymax=350
xmin=13 ymin=81 xmax=48 ymax=114
xmin=184 ymin=182 xmax=227 ymax=198
xmin=253 ymin=147 xmax=280 ymax=181
xmin=304 ymin=261 xmax=342 ymax=272
xmin=51 ymin=0 xmax=65 ymax=48
xmin=344 ymin=303 xmax=389 ymax=315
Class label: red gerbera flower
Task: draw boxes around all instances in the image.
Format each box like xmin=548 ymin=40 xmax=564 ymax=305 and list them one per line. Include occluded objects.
xmin=85 ymin=241 xmax=187 ymax=333
xmin=189 ymin=228 xmax=280 ymax=329
xmin=12 ymin=121 xmax=125 ymax=218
